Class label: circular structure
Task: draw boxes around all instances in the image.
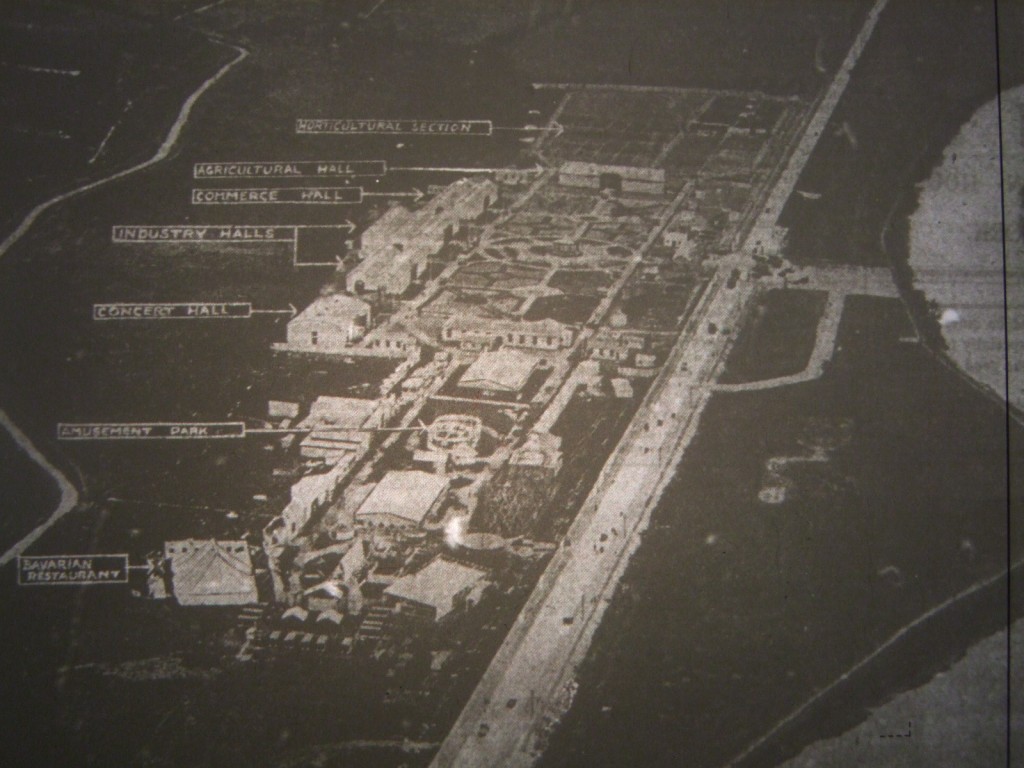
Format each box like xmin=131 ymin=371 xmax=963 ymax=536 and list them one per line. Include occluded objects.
xmin=427 ymin=414 xmax=483 ymax=455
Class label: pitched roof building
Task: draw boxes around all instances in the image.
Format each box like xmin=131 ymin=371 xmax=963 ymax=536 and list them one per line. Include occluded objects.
xmin=384 ymin=557 xmax=489 ymax=621
xmin=164 ymin=539 xmax=258 ymax=606
xmin=355 ymin=470 xmax=449 ymax=529
xmin=298 ymin=396 xmax=381 ymax=461
xmin=459 ymin=349 xmax=538 ymax=394
xmin=442 ymin=316 xmax=575 ymax=351
xmin=286 ymin=293 xmax=372 ymax=353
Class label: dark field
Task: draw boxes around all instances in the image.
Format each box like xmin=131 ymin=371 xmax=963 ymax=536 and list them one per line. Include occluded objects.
xmin=720 ymin=289 xmax=828 ymax=384
xmin=547 ymin=391 xmax=644 ymax=542
xmin=548 ymin=269 xmax=613 ymax=298
xmin=0 ymin=574 xmax=532 ymax=768
xmin=0 ymin=1 xmax=234 ymax=237
xmin=472 ymin=388 xmax=644 ymax=542
xmin=0 ymin=427 xmax=61 ymax=553
xmin=781 ymin=0 xmax=1024 ymax=272
xmin=471 ymin=465 xmax=557 ymax=540
xmin=617 ymin=277 xmax=702 ymax=332
xmin=540 ymin=295 xmax=1020 ymax=768
xmin=379 ymin=0 xmax=871 ymax=96
xmin=1 ymin=0 xmax=1012 ymax=766
xmin=523 ymin=294 xmax=600 ymax=325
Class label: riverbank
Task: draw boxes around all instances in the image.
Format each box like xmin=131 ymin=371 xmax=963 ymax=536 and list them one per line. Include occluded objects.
xmin=908 ymin=85 xmax=1024 ymax=411
xmin=781 ymin=618 xmax=1021 ymax=767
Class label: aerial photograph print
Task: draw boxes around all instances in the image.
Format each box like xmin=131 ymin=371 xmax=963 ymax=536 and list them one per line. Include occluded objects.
xmin=0 ymin=1 xmax=1021 ymax=766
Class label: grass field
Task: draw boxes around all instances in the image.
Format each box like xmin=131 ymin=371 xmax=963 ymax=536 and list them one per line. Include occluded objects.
xmin=0 ymin=427 xmax=61 ymax=554
xmin=0 ymin=1 xmax=234 ymax=237
xmin=719 ymin=289 xmax=828 ymax=384
xmin=540 ymin=296 xmax=1021 ymax=768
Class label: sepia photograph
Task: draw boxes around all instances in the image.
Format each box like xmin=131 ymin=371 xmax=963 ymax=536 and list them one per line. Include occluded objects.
xmin=0 ymin=1 xmax=1020 ymax=766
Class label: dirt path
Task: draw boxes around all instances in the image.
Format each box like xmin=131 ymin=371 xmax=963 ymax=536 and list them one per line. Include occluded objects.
xmin=0 ymin=36 xmax=249 ymax=565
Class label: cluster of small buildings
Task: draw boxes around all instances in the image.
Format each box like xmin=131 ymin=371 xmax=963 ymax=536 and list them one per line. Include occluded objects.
xmin=297 ymin=395 xmax=382 ymax=462
xmin=282 ymin=293 xmax=427 ymax=359
xmin=258 ymin=387 xmax=492 ymax=626
xmin=278 ymin=177 xmax=498 ymax=360
xmin=146 ymin=159 xmax=666 ymax=650
xmin=262 ymin=395 xmax=397 ymax=558
xmin=258 ymin=462 xmax=494 ymax=641
xmin=586 ymin=329 xmax=655 ymax=368
xmin=149 ymin=463 xmax=493 ymax=636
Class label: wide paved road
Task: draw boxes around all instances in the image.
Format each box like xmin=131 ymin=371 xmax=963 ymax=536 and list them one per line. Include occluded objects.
xmin=432 ymin=3 xmax=890 ymax=764
xmin=431 ymin=271 xmax=754 ymax=768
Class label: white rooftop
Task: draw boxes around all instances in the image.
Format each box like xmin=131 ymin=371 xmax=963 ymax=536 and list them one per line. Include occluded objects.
xmin=292 ymin=293 xmax=370 ymax=327
xmin=302 ymin=396 xmax=376 ymax=429
xmin=355 ymin=470 xmax=449 ymax=526
xmin=164 ymin=539 xmax=257 ymax=606
xmin=445 ymin=316 xmax=569 ymax=334
xmin=353 ymin=178 xmax=498 ymax=287
xmin=559 ymin=160 xmax=666 ymax=182
xmin=384 ymin=557 xmax=487 ymax=617
xmin=460 ymin=349 xmax=538 ymax=393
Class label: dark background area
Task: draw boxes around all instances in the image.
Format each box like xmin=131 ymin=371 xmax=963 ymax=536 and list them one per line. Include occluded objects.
xmin=0 ymin=1 xmax=1020 ymax=766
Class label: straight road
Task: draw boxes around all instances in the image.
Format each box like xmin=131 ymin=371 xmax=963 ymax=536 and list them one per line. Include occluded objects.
xmin=432 ymin=271 xmax=754 ymax=768
xmin=432 ymin=2 xmax=890 ymax=765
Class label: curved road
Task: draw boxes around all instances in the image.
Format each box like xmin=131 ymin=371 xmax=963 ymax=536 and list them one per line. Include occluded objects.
xmin=0 ymin=40 xmax=248 ymax=260
xmin=0 ymin=410 xmax=78 ymax=566
xmin=0 ymin=36 xmax=249 ymax=565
